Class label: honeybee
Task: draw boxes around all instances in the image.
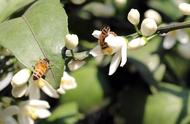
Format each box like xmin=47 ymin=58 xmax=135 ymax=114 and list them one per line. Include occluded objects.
xmin=99 ymin=26 xmax=117 ymax=54
xmin=33 ymin=58 xmax=50 ymax=80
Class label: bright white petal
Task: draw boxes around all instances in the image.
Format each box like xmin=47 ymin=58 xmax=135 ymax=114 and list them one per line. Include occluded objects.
xmin=12 ymin=84 xmax=28 ymax=98
xmin=176 ymin=30 xmax=189 ymax=44
xmin=60 ymin=72 xmax=77 ymax=90
xmin=92 ymin=30 xmax=101 ymax=39
xmin=163 ymin=34 xmax=176 ymax=49
xmin=11 ymin=68 xmax=31 ymax=86
xmin=105 ymin=34 xmax=121 ymax=53
xmin=116 ymin=36 xmax=127 ymax=67
xmin=3 ymin=105 xmax=19 ymax=116
xmin=38 ymin=78 xmax=59 ymax=98
xmin=109 ymin=52 xmax=121 ymax=75
xmin=90 ymin=45 xmax=103 ymax=57
xmin=36 ymin=108 xmax=51 ymax=118
xmin=177 ymin=42 xmax=190 ymax=59
xmin=0 ymin=72 xmax=13 ymax=91
xmin=28 ymin=82 xmax=40 ymax=99
xmin=4 ymin=117 xmax=17 ymax=124
xmin=26 ymin=99 xmax=50 ymax=108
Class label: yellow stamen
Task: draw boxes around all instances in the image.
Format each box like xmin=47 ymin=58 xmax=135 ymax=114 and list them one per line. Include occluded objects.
xmin=26 ymin=107 xmax=38 ymax=120
xmin=36 ymin=79 xmax=45 ymax=88
xmin=102 ymin=47 xmax=113 ymax=55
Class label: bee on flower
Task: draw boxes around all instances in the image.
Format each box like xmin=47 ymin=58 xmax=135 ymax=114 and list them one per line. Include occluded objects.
xmin=90 ymin=27 xmax=127 ymax=75
xmin=11 ymin=58 xmax=59 ymax=99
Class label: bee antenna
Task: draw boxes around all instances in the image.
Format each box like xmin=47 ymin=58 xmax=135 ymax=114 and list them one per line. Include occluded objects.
xmin=43 ymin=58 xmax=50 ymax=63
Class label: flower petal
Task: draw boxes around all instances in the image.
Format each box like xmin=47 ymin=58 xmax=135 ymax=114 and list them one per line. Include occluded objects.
xmin=26 ymin=99 xmax=50 ymax=108
xmin=116 ymin=36 xmax=127 ymax=67
xmin=12 ymin=84 xmax=28 ymax=98
xmin=35 ymin=108 xmax=51 ymax=119
xmin=38 ymin=78 xmax=59 ymax=98
xmin=0 ymin=72 xmax=13 ymax=91
xmin=4 ymin=105 xmax=19 ymax=116
xmin=163 ymin=34 xmax=176 ymax=49
xmin=109 ymin=52 xmax=121 ymax=75
xmin=11 ymin=68 xmax=31 ymax=86
xmin=92 ymin=30 xmax=101 ymax=39
xmin=105 ymin=34 xmax=121 ymax=53
xmin=4 ymin=117 xmax=17 ymax=124
xmin=90 ymin=45 xmax=103 ymax=57
xmin=18 ymin=113 xmax=34 ymax=124
xmin=28 ymin=82 xmax=40 ymax=99
xmin=176 ymin=30 xmax=189 ymax=44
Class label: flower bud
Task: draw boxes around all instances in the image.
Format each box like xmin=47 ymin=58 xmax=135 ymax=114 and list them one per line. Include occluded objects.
xmin=140 ymin=18 xmax=157 ymax=36
xmin=127 ymin=9 xmax=140 ymax=25
xmin=179 ymin=3 xmax=190 ymax=15
xmin=11 ymin=68 xmax=31 ymax=86
xmin=144 ymin=9 xmax=162 ymax=24
xmin=65 ymin=34 xmax=79 ymax=49
xmin=128 ymin=37 xmax=147 ymax=49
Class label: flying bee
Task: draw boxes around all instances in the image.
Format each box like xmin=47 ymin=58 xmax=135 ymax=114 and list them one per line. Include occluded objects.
xmin=33 ymin=58 xmax=50 ymax=80
xmin=98 ymin=26 xmax=117 ymax=54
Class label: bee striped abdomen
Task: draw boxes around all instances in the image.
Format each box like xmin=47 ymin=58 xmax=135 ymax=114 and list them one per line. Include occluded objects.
xmin=99 ymin=27 xmax=110 ymax=49
xmin=33 ymin=58 xmax=49 ymax=80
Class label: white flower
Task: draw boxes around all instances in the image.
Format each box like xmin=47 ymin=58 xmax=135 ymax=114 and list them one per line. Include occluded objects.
xmin=179 ymin=3 xmax=190 ymax=15
xmin=163 ymin=30 xmax=189 ymax=49
xmin=18 ymin=99 xmax=51 ymax=124
xmin=140 ymin=18 xmax=157 ymax=36
xmin=90 ymin=30 xmax=127 ymax=75
xmin=144 ymin=9 xmax=162 ymax=24
xmin=28 ymin=78 xmax=59 ymax=99
xmin=11 ymin=69 xmax=59 ymax=99
xmin=0 ymin=105 xmax=19 ymax=124
xmin=128 ymin=37 xmax=147 ymax=49
xmin=65 ymin=34 xmax=79 ymax=49
xmin=11 ymin=68 xmax=31 ymax=86
xmin=0 ymin=72 xmax=13 ymax=91
xmin=127 ymin=8 xmax=140 ymax=26
xmin=68 ymin=60 xmax=86 ymax=71
xmin=57 ymin=71 xmax=77 ymax=94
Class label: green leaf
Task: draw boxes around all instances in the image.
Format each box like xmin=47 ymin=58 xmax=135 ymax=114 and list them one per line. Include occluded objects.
xmin=48 ymin=102 xmax=79 ymax=121
xmin=61 ymin=60 xmax=104 ymax=112
xmin=0 ymin=0 xmax=36 ymax=22
xmin=0 ymin=0 xmax=68 ymax=87
xmin=144 ymin=83 xmax=190 ymax=124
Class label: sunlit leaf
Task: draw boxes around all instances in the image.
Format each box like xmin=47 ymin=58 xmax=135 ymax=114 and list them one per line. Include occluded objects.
xmin=0 ymin=0 xmax=68 ymax=87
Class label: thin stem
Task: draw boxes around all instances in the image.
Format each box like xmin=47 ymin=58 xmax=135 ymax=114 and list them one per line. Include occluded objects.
xmin=134 ymin=25 xmax=141 ymax=35
xmin=157 ymin=21 xmax=190 ymax=34
xmin=70 ymin=50 xmax=75 ymax=59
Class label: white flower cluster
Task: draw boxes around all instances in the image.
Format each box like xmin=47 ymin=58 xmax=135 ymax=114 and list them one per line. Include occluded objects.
xmin=0 ymin=34 xmax=81 ymax=124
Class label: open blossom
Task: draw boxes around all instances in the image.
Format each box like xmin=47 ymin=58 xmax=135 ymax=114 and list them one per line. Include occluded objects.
xmin=18 ymin=99 xmax=51 ymax=124
xmin=57 ymin=71 xmax=77 ymax=94
xmin=0 ymin=104 xmax=19 ymax=124
xmin=163 ymin=29 xmax=189 ymax=49
xmin=11 ymin=68 xmax=59 ymax=99
xmin=90 ymin=30 xmax=127 ymax=75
